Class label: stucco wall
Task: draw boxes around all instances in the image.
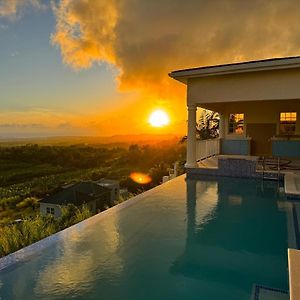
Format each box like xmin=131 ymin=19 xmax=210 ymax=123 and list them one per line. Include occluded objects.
xmin=187 ymin=68 xmax=300 ymax=105
xmin=200 ymin=99 xmax=300 ymax=138
xmin=227 ymin=100 xmax=300 ymax=137
xmin=40 ymin=203 xmax=62 ymax=219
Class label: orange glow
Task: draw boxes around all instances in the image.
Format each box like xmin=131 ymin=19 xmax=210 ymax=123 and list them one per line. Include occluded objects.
xmin=130 ymin=172 xmax=152 ymax=184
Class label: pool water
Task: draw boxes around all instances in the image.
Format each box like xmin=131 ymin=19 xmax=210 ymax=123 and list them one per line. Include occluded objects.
xmin=0 ymin=175 xmax=289 ymax=300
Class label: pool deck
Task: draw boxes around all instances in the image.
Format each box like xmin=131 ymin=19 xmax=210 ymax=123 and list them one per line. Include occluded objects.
xmin=195 ymin=155 xmax=300 ymax=180
xmin=288 ymin=249 xmax=300 ymax=300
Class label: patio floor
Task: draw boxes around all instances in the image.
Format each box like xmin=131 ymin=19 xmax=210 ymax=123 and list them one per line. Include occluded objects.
xmin=197 ymin=155 xmax=300 ymax=174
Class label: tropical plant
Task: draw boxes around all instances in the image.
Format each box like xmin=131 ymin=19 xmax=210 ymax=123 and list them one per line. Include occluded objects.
xmin=197 ymin=110 xmax=219 ymax=139
xmin=181 ymin=110 xmax=219 ymax=142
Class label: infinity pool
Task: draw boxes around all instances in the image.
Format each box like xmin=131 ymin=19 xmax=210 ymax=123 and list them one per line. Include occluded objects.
xmin=0 ymin=175 xmax=290 ymax=299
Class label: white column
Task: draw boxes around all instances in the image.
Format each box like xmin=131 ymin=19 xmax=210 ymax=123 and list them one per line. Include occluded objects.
xmin=185 ymin=105 xmax=197 ymax=168
xmin=219 ymin=112 xmax=226 ymax=139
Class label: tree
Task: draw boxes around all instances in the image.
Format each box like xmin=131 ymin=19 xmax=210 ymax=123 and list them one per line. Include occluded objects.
xmin=181 ymin=110 xmax=219 ymax=143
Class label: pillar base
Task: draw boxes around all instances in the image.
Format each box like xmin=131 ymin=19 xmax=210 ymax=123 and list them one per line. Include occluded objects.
xmin=185 ymin=163 xmax=198 ymax=169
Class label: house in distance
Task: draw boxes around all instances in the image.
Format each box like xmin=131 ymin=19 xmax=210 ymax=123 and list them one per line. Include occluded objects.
xmin=40 ymin=180 xmax=120 ymax=218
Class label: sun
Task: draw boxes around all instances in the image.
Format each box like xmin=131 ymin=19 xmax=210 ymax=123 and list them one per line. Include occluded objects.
xmin=149 ymin=110 xmax=169 ymax=127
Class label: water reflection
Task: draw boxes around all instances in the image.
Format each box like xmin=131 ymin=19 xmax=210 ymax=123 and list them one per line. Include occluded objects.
xmin=170 ymin=176 xmax=289 ymax=298
xmin=34 ymin=211 xmax=124 ymax=298
xmin=0 ymin=176 xmax=291 ymax=300
xmin=186 ymin=179 xmax=218 ymax=242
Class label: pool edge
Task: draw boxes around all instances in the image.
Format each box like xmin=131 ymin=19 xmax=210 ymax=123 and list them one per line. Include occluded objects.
xmin=0 ymin=175 xmax=186 ymax=273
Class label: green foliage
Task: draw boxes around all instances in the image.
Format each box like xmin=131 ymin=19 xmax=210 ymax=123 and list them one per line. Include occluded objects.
xmin=0 ymin=144 xmax=118 ymax=170
xmin=114 ymin=192 xmax=136 ymax=205
xmin=0 ymin=215 xmax=58 ymax=257
xmin=0 ymin=205 xmax=92 ymax=258
xmin=59 ymin=204 xmax=92 ymax=229
xmin=197 ymin=110 xmax=219 ymax=140
xmin=0 ymin=142 xmax=185 ymax=225
xmin=16 ymin=197 xmax=39 ymax=210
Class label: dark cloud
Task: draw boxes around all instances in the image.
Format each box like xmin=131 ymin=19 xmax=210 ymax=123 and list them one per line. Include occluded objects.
xmin=51 ymin=0 xmax=300 ymax=97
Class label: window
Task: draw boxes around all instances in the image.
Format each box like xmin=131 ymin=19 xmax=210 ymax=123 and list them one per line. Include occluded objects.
xmin=46 ymin=207 xmax=55 ymax=215
xmin=280 ymin=112 xmax=297 ymax=135
xmin=228 ymin=113 xmax=244 ymax=134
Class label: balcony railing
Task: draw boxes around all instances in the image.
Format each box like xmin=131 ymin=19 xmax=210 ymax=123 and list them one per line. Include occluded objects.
xmin=196 ymin=138 xmax=220 ymax=161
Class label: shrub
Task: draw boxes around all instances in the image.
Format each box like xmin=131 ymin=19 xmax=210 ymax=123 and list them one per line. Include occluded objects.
xmin=16 ymin=197 xmax=39 ymax=210
xmin=0 ymin=205 xmax=91 ymax=258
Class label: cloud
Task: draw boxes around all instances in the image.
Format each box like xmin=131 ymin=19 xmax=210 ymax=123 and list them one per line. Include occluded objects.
xmin=0 ymin=108 xmax=93 ymax=137
xmin=56 ymin=122 xmax=73 ymax=129
xmin=51 ymin=0 xmax=117 ymax=69
xmin=51 ymin=0 xmax=300 ymax=98
xmin=0 ymin=0 xmax=46 ymax=19
xmin=0 ymin=123 xmax=46 ymax=128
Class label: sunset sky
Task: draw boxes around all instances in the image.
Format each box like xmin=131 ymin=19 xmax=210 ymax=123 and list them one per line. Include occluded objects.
xmin=1 ymin=0 xmax=300 ymax=138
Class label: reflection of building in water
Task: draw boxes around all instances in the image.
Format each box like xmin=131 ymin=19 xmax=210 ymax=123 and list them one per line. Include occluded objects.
xmin=170 ymin=177 xmax=288 ymax=298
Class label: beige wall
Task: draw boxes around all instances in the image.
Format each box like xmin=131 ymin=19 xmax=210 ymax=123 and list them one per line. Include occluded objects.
xmin=187 ymin=68 xmax=300 ymax=105
xmin=198 ymin=99 xmax=300 ymax=138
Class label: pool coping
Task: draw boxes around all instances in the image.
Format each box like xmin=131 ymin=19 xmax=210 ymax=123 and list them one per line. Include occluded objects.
xmin=285 ymin=173 xmax=300 ymax=199
xmin=288 ymin=248 xmax=300 ymax=300
xmin=0 ymin=176 xmax=183 ymax=273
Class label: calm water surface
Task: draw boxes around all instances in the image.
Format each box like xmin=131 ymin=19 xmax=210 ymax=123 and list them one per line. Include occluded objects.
xmin=0 ymin=175 xmax=289 ymax=300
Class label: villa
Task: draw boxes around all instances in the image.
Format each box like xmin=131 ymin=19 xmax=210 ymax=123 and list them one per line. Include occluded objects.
xmin=169 ymin=56 xmax=300 ymax=170
xmin=1 ymin=57 xmax=300 ymax=300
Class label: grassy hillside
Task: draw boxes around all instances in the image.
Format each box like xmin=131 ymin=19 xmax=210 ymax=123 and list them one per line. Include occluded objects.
xmin=0 ymin=141 xmax=186 ymax=225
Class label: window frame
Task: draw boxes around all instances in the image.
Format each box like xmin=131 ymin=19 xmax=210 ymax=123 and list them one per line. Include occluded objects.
xmin=228 ymin=113 xmax=245 ymax=135
xmin=279 ymin=112 xmax=297 ymax=135
xmin=46 ymin=207 xmax=55 ymax=215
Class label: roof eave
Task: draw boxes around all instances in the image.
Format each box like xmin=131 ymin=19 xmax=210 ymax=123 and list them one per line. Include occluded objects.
xmin=169 ymin=57 xmax=300 ymax=84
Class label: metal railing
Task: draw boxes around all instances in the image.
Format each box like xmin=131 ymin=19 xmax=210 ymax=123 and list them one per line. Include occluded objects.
xmin=260 ymin=156 xmax=281 ymax=181
xmin=196 ymin=138 xmax=220 ymax=161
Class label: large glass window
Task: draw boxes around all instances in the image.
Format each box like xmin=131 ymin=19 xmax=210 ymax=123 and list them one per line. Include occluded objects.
xmin=280 ymin=112 xmax=297 ymax=135
xmin=228 ymin=113 xmax=244 ymax=134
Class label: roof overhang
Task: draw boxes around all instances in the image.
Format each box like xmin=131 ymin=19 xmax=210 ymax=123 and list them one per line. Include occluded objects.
xmin=169 ymin=56 xmax=300 ymax=84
